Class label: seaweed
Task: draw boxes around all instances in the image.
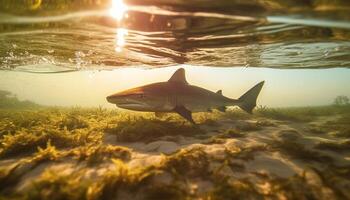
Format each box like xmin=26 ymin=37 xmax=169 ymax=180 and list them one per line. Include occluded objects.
xmin=106 ymin=117 xmax=205 ymax=143
xmin=204 ymin=129 xmax=244 ymax=144
xmin=159 ymin=147 xmax=210 ymax=178
xmin=26 ymin=170 xmax=90 ymax=200
xmin=69 ymin=145 xmax=131 ymax=166
xmin=225 ymin=145 xmax=268 ymax=161
xmin=315 ymin=140 xmax=350 ymax=153
xmin=208 ymin=177 xmax=262 ymax=200
xmin=0 ymin=105 xmax=349 ymax=199
xmin=0 ymin=127 xmax=97 ymax=158
xmin=86 ymin=159 xmax=185 ymax=200
xmin=272 ymin=140 xmax=333 ymax=163
xmin=236 ymin=122 xmax=261 ymax=132
xmin=255 ymin=105 xmax=350 ymax=122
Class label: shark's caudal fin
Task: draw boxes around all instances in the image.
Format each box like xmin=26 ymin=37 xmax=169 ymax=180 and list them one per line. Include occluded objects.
xmin=238 ymin=81 xmax=265 ymax=114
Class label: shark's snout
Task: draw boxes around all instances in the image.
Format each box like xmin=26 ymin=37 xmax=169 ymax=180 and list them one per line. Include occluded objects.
xmin=106 ymin=95 xmax=114 ymax=103
xmin=106 ymin=94 xmax=124 ymax=104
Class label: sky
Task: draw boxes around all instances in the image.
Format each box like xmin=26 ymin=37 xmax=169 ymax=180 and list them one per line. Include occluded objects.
xmin=0 ymin=65 xmax=350 ymax=108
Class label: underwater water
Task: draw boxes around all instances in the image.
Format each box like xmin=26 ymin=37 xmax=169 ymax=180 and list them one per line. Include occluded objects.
xmin=1 ymin=0 xmax=350 ymax=199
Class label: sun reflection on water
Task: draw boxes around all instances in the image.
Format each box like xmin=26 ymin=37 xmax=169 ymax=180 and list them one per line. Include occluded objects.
xmin=108 ymin=0 xmax=129 ymax=52
xmin=115 ymin=28 xmax=128 ymax=52
xmin=109 ymin=0 xmax=127 ymax=21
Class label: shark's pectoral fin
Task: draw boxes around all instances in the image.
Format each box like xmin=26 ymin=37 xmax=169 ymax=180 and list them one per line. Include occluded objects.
xmin=155 ymin=112 xmax=166 ymax=118
xmin=173 ymin=106 xmax=195 ymax=124
xmin=217 ymin=106 xmax=227 ymax=112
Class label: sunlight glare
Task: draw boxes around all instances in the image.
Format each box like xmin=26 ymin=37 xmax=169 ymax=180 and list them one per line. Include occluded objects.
xmin=109 ymin=0 xmax=127 ymax=21
xmin=115 ymin=28 xmax=128 ymax=52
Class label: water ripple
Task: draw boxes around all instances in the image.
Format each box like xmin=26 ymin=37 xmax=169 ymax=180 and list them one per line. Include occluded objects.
xmin=1 ymin=0 xmax=350 ymax=72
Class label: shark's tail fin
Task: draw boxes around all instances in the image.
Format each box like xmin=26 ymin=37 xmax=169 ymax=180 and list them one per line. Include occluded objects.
xmin=238 ymin=81 xmax=265 ymax=114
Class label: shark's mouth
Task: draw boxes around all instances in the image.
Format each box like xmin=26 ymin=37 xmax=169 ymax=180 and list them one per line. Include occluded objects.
xmin=116 ymin=102 xmax=147 ymax=107
xmin=116 ymin=102 xmax=152 ymax=111
xmin=117 ymin=103 xmax=142 ymax=106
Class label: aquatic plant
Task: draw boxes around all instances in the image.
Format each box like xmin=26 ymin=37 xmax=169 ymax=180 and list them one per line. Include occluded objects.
xmin=268 ymin=171 xmax=333 ymax=199
xmin=204 ymin=128 xmax=245 ymax=144
xmin=86 ymin=159 xmax=186 ymax=200
xmin=225 ymin=145 xmax=268 ymax=161
xmin=236 ymin=121 xmax=262 ymax=132
xmin=106 ymin=117 xmax=205 ymax=143
xmin=309 ymin=112 xmax=350 ymax=138
xmin=0 ymin=105 xmax=349 ymax=199
xmin=312 ymin=167 xmax=350 ymax=199
xmin=329 ymin=114 xmax=350 ymax=138
xmin=200 ymin=118 xmax=221 ymax=127
xmin=69 ymin=145 xmax=131 ymax=166
xmin=195 ymin=112 xmax=221 ymax=126
xmin=208 ymin=178 xmax=261 ymax=200
xmin=0 ymin=127 xmax=97 ymax=158
xmin=27 ymin=170 xmax=90 ymax=200
xmin=222 ymin=108 xmax=252 ymax=120
xmin=306 ymin=125 xmax=327 ymax=134
xmin=160 ymin=147 xmax=209 ymax=178
xmin=315 ymin=140 xmax=350 ymax=153
xmin=57 ymin=114 xmax=89 ymax=131
xmin=256 ymin=107 xmax=314 ymax=122
xmin=221 ymin=129 xmax=244 ymax=138
xmin=32 ymin=140 xmax=60 ymax=163
xmin=255 ymin=105 xmax=350 ymax=122
xmin=256 ymin=119 xmax=276 ymax=127
xmin=272 ymin=140 xmax=332 ymax=163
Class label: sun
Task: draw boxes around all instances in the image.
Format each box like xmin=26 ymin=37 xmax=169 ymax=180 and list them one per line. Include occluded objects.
xmin=109 ymin=0 xmax=128 ymax=21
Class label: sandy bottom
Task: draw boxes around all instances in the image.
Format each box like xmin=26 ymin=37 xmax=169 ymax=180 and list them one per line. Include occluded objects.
xmin=1 ymin=115 xmax=350 ymax=199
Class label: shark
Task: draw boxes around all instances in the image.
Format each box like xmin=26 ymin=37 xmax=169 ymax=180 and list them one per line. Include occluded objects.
xmin=106 ymin=68 xmax=264 ymax=124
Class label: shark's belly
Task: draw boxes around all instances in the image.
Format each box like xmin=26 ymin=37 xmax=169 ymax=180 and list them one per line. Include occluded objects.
xmin=152 ymin=95 xmax=209 ymax=112
xmin=179 ymin=96 xmax=220 ymax=112
xmin=185 ymin=103 xmax=215 ymax=112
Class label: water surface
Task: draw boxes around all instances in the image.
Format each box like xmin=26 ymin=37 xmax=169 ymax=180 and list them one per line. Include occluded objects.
xmin=1 ymin=0 xmax=350 ymax=72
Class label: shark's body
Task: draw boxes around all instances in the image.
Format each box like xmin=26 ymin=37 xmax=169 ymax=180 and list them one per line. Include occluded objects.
xmin=107 ymin=68 xmax=264 ymax=124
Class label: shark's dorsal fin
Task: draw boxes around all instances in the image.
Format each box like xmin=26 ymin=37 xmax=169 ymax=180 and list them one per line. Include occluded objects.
xmin=168 ymin=68 xmax=188 ymax=84
xmin=216 ymin=90 xmax=222 ymax=95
